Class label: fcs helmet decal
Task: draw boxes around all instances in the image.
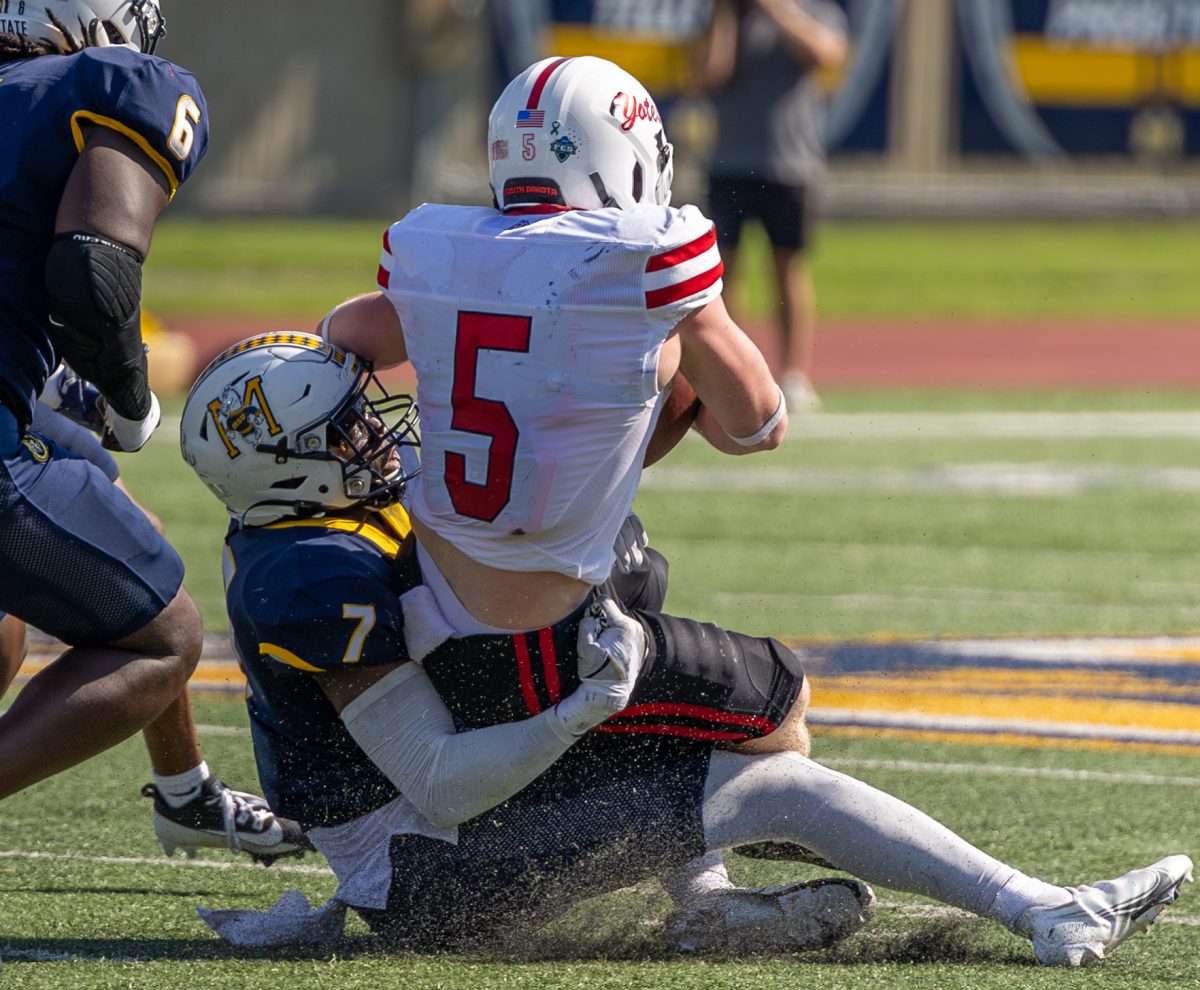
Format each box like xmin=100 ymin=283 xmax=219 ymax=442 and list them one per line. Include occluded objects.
xmin=13 ymin=0 xmax=166 ymax=54
xmin=180 ymin=332 xmax=419 ymax=527
xmin=488 ymin=55 xmax=674 ymax=212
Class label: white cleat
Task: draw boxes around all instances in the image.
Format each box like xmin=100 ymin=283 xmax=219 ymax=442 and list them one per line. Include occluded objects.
xmin=664 ymin=877 xmax=876 ymax=955
xmin=1017 ymin=854 xmax=1194 ymax=967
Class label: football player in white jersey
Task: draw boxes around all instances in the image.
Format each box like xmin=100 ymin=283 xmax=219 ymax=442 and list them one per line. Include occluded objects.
xmin=193 ymin=58 xmax=1190 ymax=964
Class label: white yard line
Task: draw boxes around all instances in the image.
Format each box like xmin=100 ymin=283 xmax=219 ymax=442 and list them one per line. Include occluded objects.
xmin=822 ymin=757 xmax=1200 ymax=788
xmin=707 ymin=588 xmax=1200 ymax=616
xmin=783 ymin=411 xmax=1200 ymax=440
xmin=193 ymin=723 xmax=249 ymax=735
xmin=643 ymin=462 xmax=1200 ymax=496
xmin=813 ymin=709 xmax=1200 ymax=746
xmin=634 ymin=409 xmax=1200 ymax=495
xmin=0 ymin=848 xmax=332 ymax=874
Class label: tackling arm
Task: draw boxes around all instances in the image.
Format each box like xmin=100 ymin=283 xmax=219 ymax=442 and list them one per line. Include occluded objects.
xmin=317 ymin=601 xmax=644 ymax=828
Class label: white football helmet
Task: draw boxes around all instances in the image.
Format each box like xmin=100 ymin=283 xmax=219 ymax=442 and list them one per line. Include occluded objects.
xmin=15 ymin=0 xmax=166 ymax=54
xmin=488 ymin=55 xmax=673 ymax=212
xmin=180 ymin=333 xmax=419 ymax=527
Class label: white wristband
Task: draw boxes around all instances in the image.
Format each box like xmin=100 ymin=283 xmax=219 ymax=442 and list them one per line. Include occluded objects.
xmin=727 ymin=385 xmax=786 ymax=447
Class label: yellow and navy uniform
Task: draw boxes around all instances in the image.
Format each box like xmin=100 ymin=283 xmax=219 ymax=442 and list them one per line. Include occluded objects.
xmin=0 ymin=45 xmax=205 ymax=645
xmin=225 ymin=506 xmax=414 ymax=829
xmin=0 ymin=46 xmax=207 ymax=422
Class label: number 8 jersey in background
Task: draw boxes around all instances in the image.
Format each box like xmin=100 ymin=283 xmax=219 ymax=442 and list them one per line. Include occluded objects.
xmin=377 ymin=202 xmax=723 ymax=584
xmin=0 ymin=46 xmax=207 ymax=422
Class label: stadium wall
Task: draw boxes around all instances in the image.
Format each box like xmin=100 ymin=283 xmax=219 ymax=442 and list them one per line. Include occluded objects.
xmin=163 ymin=0 xmax=1200 ymax=219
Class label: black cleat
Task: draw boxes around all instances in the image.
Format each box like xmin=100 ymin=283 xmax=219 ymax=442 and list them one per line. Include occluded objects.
xmin=142 ymin=777 xmax=312 ymax=865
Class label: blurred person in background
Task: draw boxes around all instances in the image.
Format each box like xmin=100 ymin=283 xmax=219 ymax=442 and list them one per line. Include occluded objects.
xmin=0 ymin=1 xmax=304 ymax=864
xmin=696 ymin=0 xmax=848 ymax=412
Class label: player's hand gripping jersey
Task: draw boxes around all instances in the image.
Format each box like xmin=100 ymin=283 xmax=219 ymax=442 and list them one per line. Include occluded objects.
xmin=0 ymin=47 xmax=207 ymax=421
xmin=377 ymin=202 xmax=722 ymax=583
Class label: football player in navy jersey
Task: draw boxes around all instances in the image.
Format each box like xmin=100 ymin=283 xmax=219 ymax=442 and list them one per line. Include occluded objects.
xmin=0 ymin=1 xmax=306 ymax=864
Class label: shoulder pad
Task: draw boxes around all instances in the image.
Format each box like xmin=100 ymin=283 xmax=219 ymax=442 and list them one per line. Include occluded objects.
xmin=70 ymin=48 xmax=209 ymax=193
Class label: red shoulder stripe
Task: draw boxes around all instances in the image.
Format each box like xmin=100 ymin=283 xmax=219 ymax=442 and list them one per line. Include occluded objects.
xmin=645 ymin=225 xmax=717 ymax=273
xmin=377 ymin=228 xmax=392 ymax=288
xmin=645 ymin=260 xmax=723 ymax=309
xmin=505 ymin=204 xmax=575 ymax=215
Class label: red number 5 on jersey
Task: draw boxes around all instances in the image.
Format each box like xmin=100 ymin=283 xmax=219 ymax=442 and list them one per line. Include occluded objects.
xmin=446 ymin=311 xmax=532 ymax=522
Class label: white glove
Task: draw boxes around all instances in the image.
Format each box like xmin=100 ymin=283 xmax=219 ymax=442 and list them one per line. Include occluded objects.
xmin=39 ymin=364 xmax=68 ymax=409
xmin=612 ymin=513 xmax=648 ymax=574
xmin=99 ymin=390 xmax=161 ymax=452
xmin=554 ymin=597 xmax=646 ymax=736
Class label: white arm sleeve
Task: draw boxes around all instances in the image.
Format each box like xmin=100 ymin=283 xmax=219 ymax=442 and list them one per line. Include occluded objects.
xmin=340 ymin=662 xmax=581 ymax=828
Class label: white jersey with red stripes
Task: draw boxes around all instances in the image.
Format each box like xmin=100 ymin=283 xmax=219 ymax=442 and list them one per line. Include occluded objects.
xmin=378 ymin=201 xmax=722 ymax=583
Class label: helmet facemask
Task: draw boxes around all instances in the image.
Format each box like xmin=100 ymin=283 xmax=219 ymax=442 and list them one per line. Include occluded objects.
xmin=322 ymin=379 xmax=419 ymax=512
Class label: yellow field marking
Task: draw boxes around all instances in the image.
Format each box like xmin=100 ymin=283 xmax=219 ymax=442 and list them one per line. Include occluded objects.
xmin=13 ymin=661 xmax=245 ymax=692
xmin=813 ymin=671 xmax=1200 ymax=732
xmin=815 ymin=724 xmax=1200 ymax=758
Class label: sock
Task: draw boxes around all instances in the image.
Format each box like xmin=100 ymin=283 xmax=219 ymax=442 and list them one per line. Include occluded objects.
xmin=703 ymin=751 xmax=1067 ymax=922
xmin=660 ymin=851 xmax=735 ymax=906
xmin=988 ymin=871 xmax=1072 ymax=931
xmin=152 ymin=761 xmax=211 ymax=809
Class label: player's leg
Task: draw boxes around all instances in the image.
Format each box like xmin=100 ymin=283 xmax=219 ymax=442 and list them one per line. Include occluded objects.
xmin=0 ymin=586 xmax=200 ymax=798
xmin=351 ymin=738 xmax=721 ymax=952
xmin=725 ymin=674 xmax=810 ymax=757
xmin=0 ymin=411 xmax=201 ymax=798
xmin=701 ymin=750 xmax=1192 ymax=966
xmin=0 ymin=613 xmax=26 ymax=697
xmin=28 ymin=401 xmax=307 ymax=859
xmin=765 ymin=181 xmax=820 ymax=412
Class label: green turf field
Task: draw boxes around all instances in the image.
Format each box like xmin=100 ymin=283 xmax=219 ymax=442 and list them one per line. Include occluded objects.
xmin=5 ymin=219 xmax=1200 ymax=987
xmin=144 ymin=218 xmax=1200 ymax=319
xmin=1 ymin=694 xmax=1196 ymax=989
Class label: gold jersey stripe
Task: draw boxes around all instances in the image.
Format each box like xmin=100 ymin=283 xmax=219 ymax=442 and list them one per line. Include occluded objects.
xmin=70 ymin=110 xmax=180 ymax=197
xmin=259 ymin=642 xmax=324 ymax=672
xmin=265 ymin=511 xmax=409 ymax=558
